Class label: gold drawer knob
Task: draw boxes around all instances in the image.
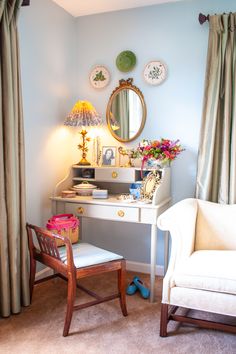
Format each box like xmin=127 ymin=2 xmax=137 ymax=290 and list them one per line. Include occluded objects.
xmin=77 ymin=207 xmax=84 ymax=214
xmin=117 ymin=210 xmax=125 ymax=217
xmin=112 ymin=171 xmax=118 ymax=179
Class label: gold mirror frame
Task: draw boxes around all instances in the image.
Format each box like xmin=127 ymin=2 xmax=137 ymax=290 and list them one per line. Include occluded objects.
xmin=106 ymin=78 xmax=147 ymax=143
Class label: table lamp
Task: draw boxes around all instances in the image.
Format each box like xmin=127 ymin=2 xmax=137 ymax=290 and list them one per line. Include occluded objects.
xmin=64 ymin=100 xmax=102 ymax=165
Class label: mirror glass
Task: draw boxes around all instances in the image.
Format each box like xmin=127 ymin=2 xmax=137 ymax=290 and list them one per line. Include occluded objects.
xmin=106 ymin=79 xmax=146 ymax=142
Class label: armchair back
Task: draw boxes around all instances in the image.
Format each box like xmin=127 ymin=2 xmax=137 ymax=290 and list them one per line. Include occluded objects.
xmin=195 ymin=200 xmax=236 ymax=250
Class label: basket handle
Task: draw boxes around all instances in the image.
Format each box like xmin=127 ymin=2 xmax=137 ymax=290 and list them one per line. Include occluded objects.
xmin=50 ymin=214 xmax=73 ymax=221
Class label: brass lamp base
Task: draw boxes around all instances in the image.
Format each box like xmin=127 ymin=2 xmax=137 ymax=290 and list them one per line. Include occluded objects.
xmin=77 ymin=158 xmax=91 ymax=166
xmin=77 ymin=129 xmax=91 ymax=166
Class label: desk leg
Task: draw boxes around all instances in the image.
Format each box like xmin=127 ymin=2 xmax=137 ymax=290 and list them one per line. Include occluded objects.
xmin=79 ymin=217 xmax=83 ymax=241
xmin=150 ymin=224 xmax=157 ymax=303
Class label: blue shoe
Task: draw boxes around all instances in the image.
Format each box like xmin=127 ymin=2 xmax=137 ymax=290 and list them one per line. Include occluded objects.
xmin=126 ymin=280 xmax=138 ymax=295
xmin=133 ymin=276 xmax=150 ymax=299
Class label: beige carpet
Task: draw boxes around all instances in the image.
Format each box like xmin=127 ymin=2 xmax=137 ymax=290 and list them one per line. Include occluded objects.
xmin=0 ymin=272 xmax=236 ymax=354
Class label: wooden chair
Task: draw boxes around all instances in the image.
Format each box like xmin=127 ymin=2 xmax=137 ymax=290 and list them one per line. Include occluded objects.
xmin=26 ymin=223 xmax=128 ymax=336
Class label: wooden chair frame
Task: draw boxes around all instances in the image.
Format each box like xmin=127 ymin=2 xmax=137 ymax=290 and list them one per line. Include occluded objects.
xmin=26 ymin=223 xmax=128 ymax=336
xmin=160 ymin=304 xmax=236 ymax=337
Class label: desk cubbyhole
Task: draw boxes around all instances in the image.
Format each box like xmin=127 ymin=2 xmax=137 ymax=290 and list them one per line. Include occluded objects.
xmin=72 ymin=166 xmax=95 ymax=181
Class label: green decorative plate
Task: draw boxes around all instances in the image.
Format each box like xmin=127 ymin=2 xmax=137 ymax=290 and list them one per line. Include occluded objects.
xmin=116 ymin=51 xmax=136 ymax=72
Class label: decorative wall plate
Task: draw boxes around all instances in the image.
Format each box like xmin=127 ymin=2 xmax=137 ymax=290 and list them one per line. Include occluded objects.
xmin=143 ymin=61 xmax=167 ymax=85
xmin=89 ymin=65 xmax=110 ymax=89
xmin=116 ymin=51 xmax=136 ymax=72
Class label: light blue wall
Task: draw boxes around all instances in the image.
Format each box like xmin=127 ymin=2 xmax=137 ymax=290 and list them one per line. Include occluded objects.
xmin=19 ymin=0 xmax=236 ymax=268
xmin=19 ymin=0 xmax=77 ymax=226
xmin=75 ymin=0 xmax=236 ymax=266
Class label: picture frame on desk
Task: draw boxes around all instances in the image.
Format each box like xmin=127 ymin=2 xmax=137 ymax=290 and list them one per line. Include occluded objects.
xmin=118 ymin=152 xmax=129 ymax=167
xmin=140 ymin=170 xmax=161 ymax=201
xmin=102 ymin=146 xmax=117 ymax=166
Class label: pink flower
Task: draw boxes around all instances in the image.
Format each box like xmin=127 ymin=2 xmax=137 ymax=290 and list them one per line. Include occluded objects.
xmin=135 ymin=138 xmax=184 ymax=167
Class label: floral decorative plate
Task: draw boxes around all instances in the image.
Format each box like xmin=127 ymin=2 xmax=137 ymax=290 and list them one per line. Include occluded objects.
xmin=89 ymin=65 xmax=110 ymax=89
xmin=116 ymin=51 xmax=136 ymax=72
xmin=143 ymin=61 xmax=167 ymax=85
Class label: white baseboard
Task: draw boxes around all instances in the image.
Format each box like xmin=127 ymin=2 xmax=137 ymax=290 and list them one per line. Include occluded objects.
xmin=35 ymin=261 xmax=164 ymax=281
xmin=35 ymin=267 xmax=53 ymax=281
xmin=126 ymin=261 xmax=164 ymax=276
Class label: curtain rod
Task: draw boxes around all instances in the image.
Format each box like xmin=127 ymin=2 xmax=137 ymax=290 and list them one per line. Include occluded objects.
xmin=22 ymin=0 xmax=30 ymax=6
xmin=199 ymin=13 xmax=209 ymax=25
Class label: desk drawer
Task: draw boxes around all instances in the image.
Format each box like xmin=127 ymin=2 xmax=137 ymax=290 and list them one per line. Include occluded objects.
xmin=65 ymin=203 xmax=139 ymax=223
xmin=95 ymin=168 xmax=136 ymax=183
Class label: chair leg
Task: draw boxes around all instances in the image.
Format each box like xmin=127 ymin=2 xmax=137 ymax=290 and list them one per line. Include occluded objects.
xmin=29 ymin=257 xmax=36 ymax=303
xmin=118 ymin=261 xmax=128 ymax=317
xmin=160 ymin=303 xmax=168 ymax=337
xmin=63 ymin=274 xmax=76 ymax=337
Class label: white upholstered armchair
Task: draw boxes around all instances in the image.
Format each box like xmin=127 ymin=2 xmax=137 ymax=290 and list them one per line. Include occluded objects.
xmin=157 ymin=198 xmax=236 ymax=336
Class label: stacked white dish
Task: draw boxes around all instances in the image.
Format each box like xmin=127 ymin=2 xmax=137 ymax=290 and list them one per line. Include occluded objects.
xmin=72 ymin=181 xmax=97 ymax=196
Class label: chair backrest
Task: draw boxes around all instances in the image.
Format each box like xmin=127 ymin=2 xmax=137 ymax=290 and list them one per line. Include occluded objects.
xmin=26 ymin=223 xmax=63 ymax=260
xmin=195 ymin=200 xmax=236 ymax=250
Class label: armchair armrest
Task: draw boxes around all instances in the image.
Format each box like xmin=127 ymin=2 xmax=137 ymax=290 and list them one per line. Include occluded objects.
xmin=157 ymin=198 xmax=198 ymax=303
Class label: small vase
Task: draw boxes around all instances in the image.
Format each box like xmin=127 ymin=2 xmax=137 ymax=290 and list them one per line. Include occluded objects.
xmin=148 ymin=158 xmax=171 ymax=169
xmin=147 ymin=159 xmax=163 ymax=169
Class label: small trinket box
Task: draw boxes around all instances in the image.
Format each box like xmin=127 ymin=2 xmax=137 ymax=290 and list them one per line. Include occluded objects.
xmin=92 ymin=189 xmax=108 ymax=199
xmin=61 ymin=190 xmax=76 ymax=198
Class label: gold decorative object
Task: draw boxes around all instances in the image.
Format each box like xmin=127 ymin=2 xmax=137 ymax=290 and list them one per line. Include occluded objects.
xmin=118 ymin=146 xmax=136 ymax=167
xmin=140 ymin=170 xmax=161 ymax=202
xmin=77 ymin=129 xmax=91 ymax=165
xmin=112 ymin=171 xmax=118 ymax=179
xmin=77 ymin=207 xmax=84 ymax=215
xmin=64 ymin=100 xmax=102 ymax=165
xmin=117 ymin=210 xmax=125 ymax=217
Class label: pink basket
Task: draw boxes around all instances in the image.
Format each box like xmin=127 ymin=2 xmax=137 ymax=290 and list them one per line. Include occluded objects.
xmin=46 ymin=214 xmax=79 ymax=246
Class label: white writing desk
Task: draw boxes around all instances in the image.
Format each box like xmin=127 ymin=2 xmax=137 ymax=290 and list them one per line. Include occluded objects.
xmin=51 ymin=166 xmax=171 ymax=302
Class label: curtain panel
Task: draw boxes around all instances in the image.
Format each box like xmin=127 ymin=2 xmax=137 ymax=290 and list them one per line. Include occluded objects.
xmin=113 ymin=90 xmax=130 ymax=140
xmin=0 ymin=0 xmax=30 ymax=316
xmin=196 ymin=13 xmax=236 ymax=204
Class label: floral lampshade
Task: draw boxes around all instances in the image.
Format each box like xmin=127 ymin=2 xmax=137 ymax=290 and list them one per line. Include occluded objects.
xmin=64 ymin=100 xmax=102 ymax=166
xmin=64 ymin=100 xmax=102 ymax=127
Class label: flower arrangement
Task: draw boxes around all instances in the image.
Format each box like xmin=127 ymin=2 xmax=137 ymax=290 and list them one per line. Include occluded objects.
xmin=136 ymin=138 xmax=184 ymax=168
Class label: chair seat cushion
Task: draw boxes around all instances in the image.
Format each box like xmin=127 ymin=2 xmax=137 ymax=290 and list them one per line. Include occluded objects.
xmin=173 ymin=250 xmax=236 ymax=295
xmin=59 ymin=242 xmax=123 ymax=268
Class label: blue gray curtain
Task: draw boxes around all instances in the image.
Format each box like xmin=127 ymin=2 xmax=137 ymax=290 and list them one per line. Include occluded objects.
xmin=0 ymin=0 xmax=30 ymax=316
xmin=196 ymin=13 xmax=236 ymax=204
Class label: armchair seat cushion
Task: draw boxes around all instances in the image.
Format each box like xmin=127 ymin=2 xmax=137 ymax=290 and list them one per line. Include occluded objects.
xmin=174 ymin=250 xmax=236 ymax=295
xmin=59 ymin=242 xmax=123 ymax=268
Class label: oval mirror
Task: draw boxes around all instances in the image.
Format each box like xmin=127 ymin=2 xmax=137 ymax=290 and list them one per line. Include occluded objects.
xmin=106 ymin=78 xmax=146 ymax=142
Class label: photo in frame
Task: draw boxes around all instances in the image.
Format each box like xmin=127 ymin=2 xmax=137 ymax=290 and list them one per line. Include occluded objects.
xmin=102 ymin=146 xmax=117 ymax=166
